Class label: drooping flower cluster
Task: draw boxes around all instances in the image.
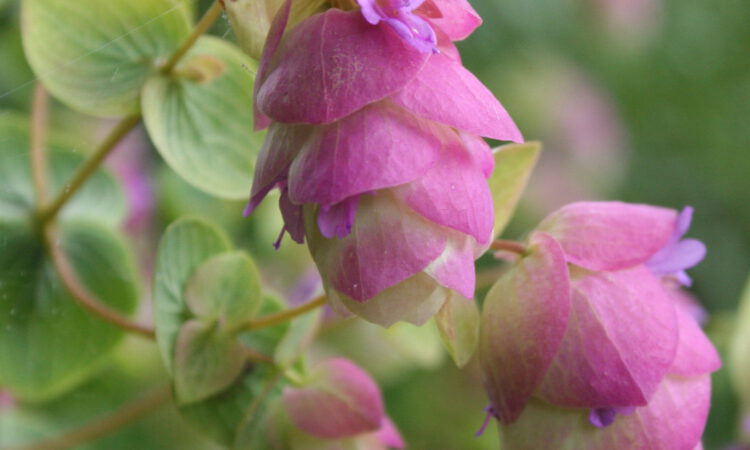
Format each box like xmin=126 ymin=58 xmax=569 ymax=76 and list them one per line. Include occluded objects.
xmin=479 ymin=202 xmax=720 ymax=448
xmin=247 ymin=0 xmax=522 ymax=326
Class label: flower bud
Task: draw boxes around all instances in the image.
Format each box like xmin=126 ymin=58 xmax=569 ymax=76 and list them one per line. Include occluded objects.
xmin=276 ymin=358 xmax=404 ymax=449
xmin=479 ymin=202 xmax=720 ymax=448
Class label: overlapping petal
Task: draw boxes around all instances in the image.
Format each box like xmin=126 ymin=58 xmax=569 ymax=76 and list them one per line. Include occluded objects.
xmin=480 ymin=232 xmax=571 ymax=423
xmin=536 ymin=266 xmax=679 ymax=408
xmin=257 ymin=9 xmax=429 ymax=124
xmin=537 ymin=201 xmax=677 ymax=271
xmin=391 ymin=52 xmax=523 ymax=142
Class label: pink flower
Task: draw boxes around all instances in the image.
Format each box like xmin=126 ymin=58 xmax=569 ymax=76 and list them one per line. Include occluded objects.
xmin=479 ymin=202 xmax=720 ymax=448
xmin=276 ymin=358 xmax=404 ymax=449
xmin=246 ymin=0 xmax=522 ymax=326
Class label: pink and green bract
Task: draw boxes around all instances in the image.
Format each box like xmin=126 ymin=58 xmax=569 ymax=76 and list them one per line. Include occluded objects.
xmin=479 ymin=202 xmax=720 ymax=449
xmin=247 ymin=0 xmax=522 ymax=326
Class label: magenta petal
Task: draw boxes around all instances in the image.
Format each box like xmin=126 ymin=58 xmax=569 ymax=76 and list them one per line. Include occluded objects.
xmin=646 ymin=239 xmax=706 ymax=277
xmin=248 ymin=123 xmax=313 ymax=212
xmin=397 ymin=131 xmax=494 ymax=244
xmin=377 ymin=416 xmax=406 ymax=449
xmin=460 ymin=132 xmax=494 ymax=178
xmin=317 ymin=195 xmax=361 ymax=239
xmin=392 ymin=52 xmax=523 ymax=142
xmin=283 ymin=358 xmax=384 ymax=439
xmin=424 ymin=235 xmax=476 ymax=297
xmin=421 ymin=0 xmax=482 ymax=41
xmin=316 ymin=193 xmax=447 ymax=301
xmin=669 ymin=291 xmax=721 ymax=376
xmin=537 ymin=202 xmax=678 ymax=272
xmin=288 ymin=102 xmax=441 ymax=206
xmin=500 ymin=375 xmax=711 ymax=450
xmin=257 ymin=10 xmax=429 ymax=124
xmin=253 ymin=0 xmax=292 ymax=130
xmin=279 ymin=189 xmax=305 ymax=244
xmin=480 ymin=232 xmax=572 ymax=423
xmin=537 ymin=266 xmax=678 ymax=408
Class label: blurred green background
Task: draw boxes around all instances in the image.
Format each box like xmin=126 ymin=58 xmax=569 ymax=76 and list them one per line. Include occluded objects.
xmin=0 ymin=0 xmax=748 ymax=448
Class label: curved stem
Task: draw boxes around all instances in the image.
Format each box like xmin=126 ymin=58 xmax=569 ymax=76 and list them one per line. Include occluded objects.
xmin=36 ymin=115 xmax=140 ymax=225
xmin=30 ymin=83 xmax=50 ymax=208
xmin=43 ymin=225 xmax=156 ymax=339
xmin=7 ymin=385 xmax=171 ymax=450
xmin=161 ymin=1 xmax=223 ymax=74
xmin=235 ymin=295 xmax=328 ymax=333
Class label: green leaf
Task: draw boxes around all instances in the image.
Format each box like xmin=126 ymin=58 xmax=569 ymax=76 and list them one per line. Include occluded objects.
xmin=179 ymin=364 xmax=283 ymax=447
xmin=184 ymin=251 xmax=263 ymax=330
xmin=153 ymin=217 xmax=232 ymax=374
xmin=434 ymin=292 xmax=480 ymax=368
xmin=174 ymin=320 xmax=247 ymax=405
xmin=273 ymin=308 xmax=321 ymax=369
xmin=142 ymin=36 xmax=265 ymax=199
xmin=0 ymin=221 xmax=139 ymax=402
xmin=730 ymin=274 xmax=750 ymax=408
xmin=21 ymin=0 xmax=192 ymax=116
xmin=0 ymin=114 xmax=136 ymax=402
xmin=0 ymin=113 xmax=126 ymax=225
xmin=489 ymin=141 xmax=541 ymax=236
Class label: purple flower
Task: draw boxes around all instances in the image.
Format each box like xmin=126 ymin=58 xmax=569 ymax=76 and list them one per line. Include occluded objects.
xmin=358 ymin=0 xmax=438 ymax=53
xmin=479 ymin=202 xmax=720 ymax=448
xmin=247 ymin=0 xmax=522 ymax=326
xmin=646 ymin=206 xmax=706 ymax=286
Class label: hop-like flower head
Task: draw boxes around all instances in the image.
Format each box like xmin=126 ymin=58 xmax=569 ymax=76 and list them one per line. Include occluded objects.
xmin=479 ymin=202 xmax=720 ymax=448
xmin=247 ymin=0 xmax=522 ymax=326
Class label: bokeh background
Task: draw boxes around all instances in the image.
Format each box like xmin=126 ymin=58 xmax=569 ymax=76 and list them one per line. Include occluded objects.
xmin=0 ymin=0 xmax=748 ymax=448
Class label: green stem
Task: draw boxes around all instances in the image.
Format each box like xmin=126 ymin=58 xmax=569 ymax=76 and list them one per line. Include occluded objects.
xmin=234 ymin=295 xmax=328 ymax=333
xmin=6 ymin=385 xmax=171 ymax=450
xmin=36 ymin=115 xmax=140 ymax=225
xmin=37 ymin=1 xmax=224 ymax=226
xmin=161 ymin=1 xmax=223 ymax=74
xmin=490 ymin=239 xmax=527 ymax=256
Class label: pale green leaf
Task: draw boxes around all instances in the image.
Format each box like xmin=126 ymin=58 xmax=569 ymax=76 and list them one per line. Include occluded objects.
xmin=142 ymin=36 xmax=265 ymax=199
xmin=153 ymin=217 xmax=231 ymax=374
xmin=435 ymin=291 xmax=480 ymax=368
xmin=173 ymin=320 xmax=247 ymax=405
xmin=184 ymin=251 xmax=263 ymax=330
xmin=273 ymin=309 xmax=321 ymax=369
xmin=22 ymin=0 xmax=192 ymax=116
xmin=0 ymin=221 xmax=139 ymax=402
xmin=490 ymin=141 xmax=541 ymax=236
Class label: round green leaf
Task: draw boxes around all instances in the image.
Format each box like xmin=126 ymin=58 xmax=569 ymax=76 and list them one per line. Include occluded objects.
xmin=22 ymin=0 xmax=192 ymax=116
xmin=173 ymin=320 xmax=247 ymax=405
xmin=179 ymin=363 xmax=283 ymax=447
xmin=0 ymin=221 xmax=139 ymax=402
xmin=153 ymin=217 xmax=232 ymax=374
xmin=184 ymin=251 xmax=263 ymax=330
xmin=142 ymin=36 xmax=265 ymax=199
xmin=0 ymin=113 xmax=126 ymax=226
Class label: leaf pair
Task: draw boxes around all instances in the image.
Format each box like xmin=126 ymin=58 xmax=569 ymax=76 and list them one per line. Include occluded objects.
xmin=22 ymin=0 xmax=264 ymax=199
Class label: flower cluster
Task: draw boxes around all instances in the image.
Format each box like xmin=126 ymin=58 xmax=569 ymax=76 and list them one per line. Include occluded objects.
xmin=479 ymin=202 xmax=720 ymax=448
xmin=246 ymin=0 xmax=522 ymax=327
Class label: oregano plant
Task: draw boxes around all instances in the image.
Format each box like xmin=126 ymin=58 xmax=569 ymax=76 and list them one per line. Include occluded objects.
xmin=0 ymin=0 xmax=743 ymax=449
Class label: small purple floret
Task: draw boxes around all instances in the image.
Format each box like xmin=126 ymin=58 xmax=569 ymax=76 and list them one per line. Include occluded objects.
xmin=646 ymin=206 xmax=706 ymax=286
xmin=476 ymin=404 xmax=498 ymax=437
xmin=589 ymin=406 xmax=636 ymax=428
xmin=357 ymin=0 xmax=438 ymax=53
xmin=318 ymin=196 xmax=361 ymax=239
